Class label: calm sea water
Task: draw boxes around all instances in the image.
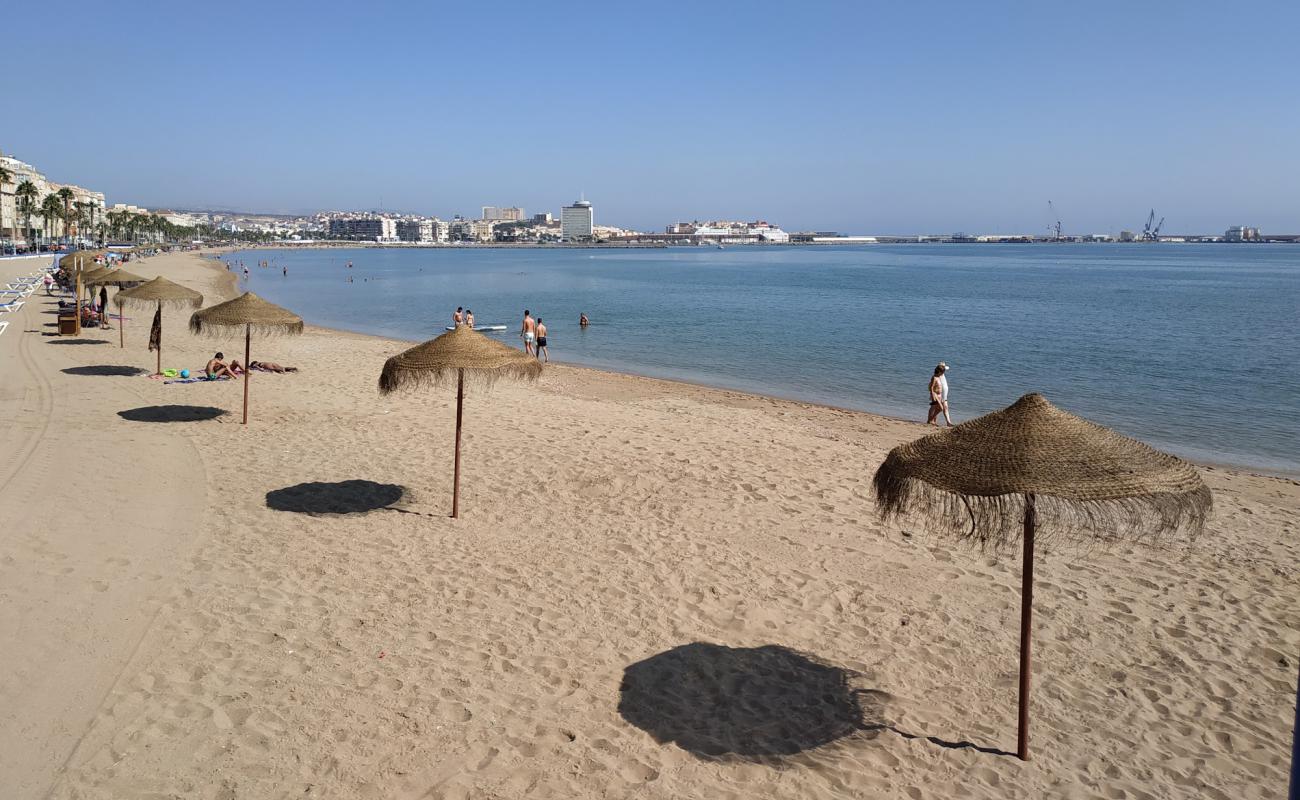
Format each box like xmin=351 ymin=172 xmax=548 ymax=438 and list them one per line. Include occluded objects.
xmin=228 ymin=244 xmax=1300 ymax=475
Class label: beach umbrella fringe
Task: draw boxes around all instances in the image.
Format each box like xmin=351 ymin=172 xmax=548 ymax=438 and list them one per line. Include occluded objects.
xmin=379 ymin=359 xmax=540 ymax=395
xmin=189 ymin=318 xmax=305 ymax=337
xmin=873 ymin=469 xmax=1211 ymax=552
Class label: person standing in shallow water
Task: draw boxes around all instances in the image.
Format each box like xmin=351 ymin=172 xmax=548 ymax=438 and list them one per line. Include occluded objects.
xmin=521 ymin=309 xmax=536 ymax=355
xmin=535 ymin=318 xmax=548 ymax=362
xmin=453 ymin=307 xmax=464 ymax=327
xmin=927 ymin=362 xmax=952 ymax=426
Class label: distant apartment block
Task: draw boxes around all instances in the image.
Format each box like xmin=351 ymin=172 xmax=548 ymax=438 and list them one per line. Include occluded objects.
xmin=396 ymin=220 xmax=433 ymax=242
xmin=1224 ymin=226 xmax=1260 ymax=242
xmin=329 ymin=217 xmax=397 ymax=241
xmin=482 ymin=206 xmax=524 ymax=222
xmin=561 ymin=198 xmax=594 ymax=240
xmin=532 ymin=212 xmax=553 ymax=224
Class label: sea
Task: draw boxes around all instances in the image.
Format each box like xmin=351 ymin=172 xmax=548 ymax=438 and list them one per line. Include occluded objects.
xmin=227 ymin=244 xmax=1300 ymax=476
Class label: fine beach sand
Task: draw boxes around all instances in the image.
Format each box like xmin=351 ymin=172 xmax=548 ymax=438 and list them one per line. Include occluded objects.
xmin=0 ymin=251 xmax=1296 ymax=799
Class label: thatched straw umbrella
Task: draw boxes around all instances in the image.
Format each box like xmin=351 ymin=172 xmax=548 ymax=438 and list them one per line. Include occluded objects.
xmin=378 ymin=325 xmax=542 ymax=518
xmin=85 ymin=269 xmax=147 ymax=348
xmin=872 ymin=393 xmax=1211 ymax=761
xmin=189 ymin=292 xmax=303 ymax=425
xmin=114 ymin=277 xmax=203 ymax=375
xmin=59 ymin=251 xmax=106 ymax=335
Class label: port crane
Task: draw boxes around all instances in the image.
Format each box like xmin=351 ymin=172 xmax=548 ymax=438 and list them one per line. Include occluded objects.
xmin=1047 ymin=201 xmax=1063 ymax=241
xmin=1141 ymin=209 xmax=1165 ymax=241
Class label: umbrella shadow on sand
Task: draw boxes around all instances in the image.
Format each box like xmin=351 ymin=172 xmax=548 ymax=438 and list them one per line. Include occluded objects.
xmin=118 ymin=405 xmax=229 ymax=423
xmin=63 ymin=365 xmax=146 ymax=377
xmin=617 ymin=643 xmax=1013 ymax=764
xmin=266 ymin=480 xmax=406 ymax=515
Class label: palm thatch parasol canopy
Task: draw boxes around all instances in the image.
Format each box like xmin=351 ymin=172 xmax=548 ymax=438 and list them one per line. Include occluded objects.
xmin=379 ymin=324 xmax=542 ymax=395
xmin=872 ymin=392 xmax=1211 ymax=761
xmin=188 ymin=291 xmax=303 ymax=337
xmin=77 ymin=266 xmax=111 ymax=286
xmin=60 ymin=250 xmax=104 ymax=271
xmin=84 ymin=268 xmax=147 ymax=287
xmin=189 ymin=292 xmax=303 ymax=425
xmin=873 ymin=392 xmax=1211 ymax=549
xmin=113 ymin=276 xmax=203 ymax=309
xmin=379 ymin=325 xmax=542 ymax=517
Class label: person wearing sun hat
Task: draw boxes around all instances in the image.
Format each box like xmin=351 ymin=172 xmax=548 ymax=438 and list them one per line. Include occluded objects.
xmin=927 ymin=361 xmax=953 ymax=426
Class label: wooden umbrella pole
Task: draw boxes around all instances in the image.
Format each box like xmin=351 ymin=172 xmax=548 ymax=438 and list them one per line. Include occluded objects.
xmin=1018 ymin=492 xmax=1037 ymax=761
xmin=118 ymin=290 xmax=124 ymax=347
xmin=156 ymin=302 xmax=162 ymax=376
xmin=242 ymin=323 xmax=250 ymax=425
xmin=451 ymin=368 xmax=464 ymax=518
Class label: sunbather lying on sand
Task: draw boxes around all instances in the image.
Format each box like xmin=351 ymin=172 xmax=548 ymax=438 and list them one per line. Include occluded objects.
xmin=249 ymin=360 xmax=298 ymax=373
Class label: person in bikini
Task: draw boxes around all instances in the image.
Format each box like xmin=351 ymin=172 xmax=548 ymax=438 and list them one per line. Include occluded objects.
xmin=249 ymin=360 xmax=298 ymax=373
xmin=465 ymin=309 xmax=474 ymax=329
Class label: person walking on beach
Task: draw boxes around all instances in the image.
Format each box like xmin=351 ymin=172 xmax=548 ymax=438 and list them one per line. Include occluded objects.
xmin=535 ymin=318 xmax=548 ymax=362
xmin=453 ymin=307 xmax=464 ymax=327
xmin=927 ymin=362 xmax=953 ymax=426
xmin=98 ymin=286 xmax=110 ymax=328
xmin=521 ymin=309 xmax=536 ymax=355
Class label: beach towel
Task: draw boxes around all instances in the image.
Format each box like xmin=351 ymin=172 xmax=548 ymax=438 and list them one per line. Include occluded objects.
xmin=164 ymin=375 xmax=230 ymax=385
xmin=147 ymin=307 xmax=161 ymax=352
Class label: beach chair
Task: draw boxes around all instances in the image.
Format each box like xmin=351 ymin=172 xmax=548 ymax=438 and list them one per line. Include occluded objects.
xmin=0 ymin=320 xmax=8 ymax=336
xmin=0 ymin=299 xmax=23 ymax=314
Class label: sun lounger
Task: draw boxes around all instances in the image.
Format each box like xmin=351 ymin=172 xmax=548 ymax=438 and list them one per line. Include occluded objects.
xmin=0 ymin=299 xmax=24 ymax=313
xmin=0 ymin=320 xmax=9 ymax=336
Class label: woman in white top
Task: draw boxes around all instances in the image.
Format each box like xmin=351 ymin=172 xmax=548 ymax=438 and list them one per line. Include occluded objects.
xmin=927 ymin=362 xmax=952 ymax=426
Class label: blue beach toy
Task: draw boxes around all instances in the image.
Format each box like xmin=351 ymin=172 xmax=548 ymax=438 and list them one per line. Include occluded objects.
xmin=180 ymin=369 xmax=190 ymax=378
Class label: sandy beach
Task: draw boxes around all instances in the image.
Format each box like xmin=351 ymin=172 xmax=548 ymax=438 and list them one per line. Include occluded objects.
xmin=0 ymin=251 xmax=1295 ymax=799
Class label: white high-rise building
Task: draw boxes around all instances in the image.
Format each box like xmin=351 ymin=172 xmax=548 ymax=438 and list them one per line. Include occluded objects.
xmin=561 ymin=198 xmax=594 ymax=240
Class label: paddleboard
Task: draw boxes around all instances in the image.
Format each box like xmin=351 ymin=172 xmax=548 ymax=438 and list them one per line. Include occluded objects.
xmin=445 ymin=324 xmax=507 ymax=332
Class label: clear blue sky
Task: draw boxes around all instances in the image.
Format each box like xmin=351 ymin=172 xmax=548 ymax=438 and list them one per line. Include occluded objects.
xmin=4 ymin=1 xmax=1297 ymax=234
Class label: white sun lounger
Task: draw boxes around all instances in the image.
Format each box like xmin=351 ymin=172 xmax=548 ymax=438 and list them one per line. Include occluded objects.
xmin=0 ymin=320 xmax=8 ymax=336
xmin=0 ymin=299 xmax=24 ymax=313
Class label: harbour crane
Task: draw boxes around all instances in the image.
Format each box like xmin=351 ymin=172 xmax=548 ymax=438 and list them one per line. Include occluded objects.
xmin=1047 ymin=201 xmax=1062 ymax=241
xmin=1141 ymin=209 xmax=1165 ymax=241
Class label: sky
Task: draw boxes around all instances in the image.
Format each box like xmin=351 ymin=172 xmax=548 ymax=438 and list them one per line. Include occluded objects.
xmin=3 ymin=1 xmax=1298 ymax=235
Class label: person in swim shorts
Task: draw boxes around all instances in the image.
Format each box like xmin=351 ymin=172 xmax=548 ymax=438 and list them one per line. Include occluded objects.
xmin=535 ymin=318 xmax=548 ymax=362
xmin=521 ymin=309 xmax=536 ymax=355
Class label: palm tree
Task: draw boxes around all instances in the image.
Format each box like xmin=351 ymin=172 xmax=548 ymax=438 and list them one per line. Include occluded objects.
xmin=15 ymin=180 xmax=39 ymax=250
xmin=55 ymin=187 xmax=74 ymax=242
xmin=0 ymin=164 xmax=12 ymax=252
xmin=40 ymin=194 xmax=64 ymax=246
xmin=74 ymin=201 xmax=88 ymax=245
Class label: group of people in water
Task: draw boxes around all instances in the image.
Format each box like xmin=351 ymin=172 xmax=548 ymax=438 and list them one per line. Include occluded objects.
xmin=451 ymin=307 xmax=594 ymax=364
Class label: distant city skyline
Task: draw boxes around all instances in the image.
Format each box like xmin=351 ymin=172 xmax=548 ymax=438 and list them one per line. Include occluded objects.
xmin=4 ymin=1 xmax=1298 ymax=235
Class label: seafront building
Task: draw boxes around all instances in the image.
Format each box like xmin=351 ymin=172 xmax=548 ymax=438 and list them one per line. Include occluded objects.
xmin=561 ymin=198 xmax=594 ymax=240
xmin=1224 ymin=226 xmax=1260 ymax=242
xmin=1 ymin=150 xmax=106 ymax=247
xmin=621 ymin=219 xmax=791 ymax=245
xmin=328 ymin=217 xmax=398 ymax=242
xmin=481 ymin=206 xmax=524 ymax=222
